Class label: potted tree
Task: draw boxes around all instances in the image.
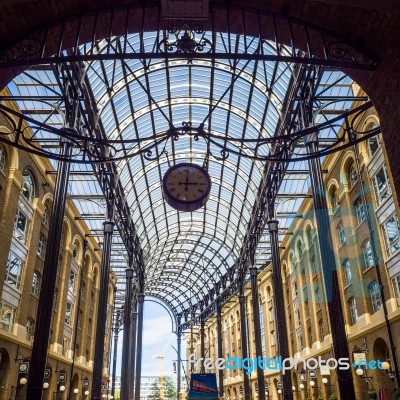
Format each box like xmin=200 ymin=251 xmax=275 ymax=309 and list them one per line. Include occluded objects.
xmin=328 ymin=394 xmax=337 ymax=400
xmin=393 ymin=387 xmax=400 ymax=400
xmin=367 ymin=389 xmax=377 ymax=399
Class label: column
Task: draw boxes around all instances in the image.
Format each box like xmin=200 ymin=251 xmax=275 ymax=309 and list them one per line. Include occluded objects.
xmin=120 ymin=268 xmax=134 ymax=400
xmin=91 ymin=200 xmax=116 ymax=400
xmin=200 ymin=319 xmax=205 ymax=372
xmin=250 ymin=268 xmax=266 ymax=400
xmin=111 ymin=313 xmax=120 ymax=400
xmin=304 ymin=131 xmax=355 ymax=399
xmin=216 ymin=303 xmax=224 ymax=398
xmin=177 ymin=332 xmax=182 ymax=400
xmin=134 ymin=294 xmax=145 ymax=400
xmin=239 ymin=294 xmax=251 ymax=400
xmin=27 ymin=139 xmax=73 ymax=400
xmin=129 ymin=301 xmax=138 ymax=399
xmin=268 ymin=220 xmax=293 ymax=400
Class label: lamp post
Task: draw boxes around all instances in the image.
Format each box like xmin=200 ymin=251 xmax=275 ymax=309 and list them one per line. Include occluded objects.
xmin=381 ymin=361 xmax=400 ymax=383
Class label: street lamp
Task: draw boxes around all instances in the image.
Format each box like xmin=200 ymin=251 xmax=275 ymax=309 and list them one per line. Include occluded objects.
xmin=73 ymin=388 xmax=79 ymax=394
xmin=299 ymin=384 xmax=304 ymax=391
xmin=84 ymin=391 xmax=89 ymax=397
xmin=19 ymin=378 xmax=27 ymax=385
xmin=381 ymin=361 xmax=398 ymax=380
xmin=43 ymin=382 xmax=50 ymax=389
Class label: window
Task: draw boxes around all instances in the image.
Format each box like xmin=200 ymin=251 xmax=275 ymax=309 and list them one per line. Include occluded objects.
xmin=14 ymin=209 xmax=29 ymax=244
xmin=296 ymin=309 xmax=301 ymax=327
xmin=5 ymin=251 xmax=23 ymax=289
xmin=271 ymin=330 xmax=276 ymax=346
xmin=330 ymin=187 xmax=339 ymax=213
xmin=62 ymin=337 xmax=70 ymax=356
xmin=373 ymin=167 xmax=391 ymax=204
xmin=72 ymin=240 xmax=78 ymax=259
xmin=354 ymin=198 xmax=366 ymax=224
xmin=26 ymin=318 xmax=34 ymax=340
xmin=77 ymin=309 xmax=83 ymax=328
xmin=319 ymin=320 xmax=324 ymax=340
xmin=22 ymin=171 xmax=35 ymax=201
xmin=338 ymin=223 xmax=346 ymax=246
xmin=343 ymin=259 xmax=352 ymax=286
xmin=311 ymin=255 xmax=317 ymax=275
xmin=88 ymin=317 xmax=92 ymax=336
xmin=65 ymin=302 xmax=73 ymax=325
xmin=362 ymin=240 xmax=374 ymax=269
xmin=308 ymin=327 xmax=313 ymax=345
xmin=68 ymin=271 xmax=75 ymax=292
xmin=315 ymin=287 xmax=321 ymax=306
xmin=348 ymin=297 xmax=358 ymax=325
xmin=349 ymin=162 xmax=358 ymax=189
xmin=37 ymin=233 xmax=46 ymax=257
xmin=0 ymin=301 xmax=16 ymax=332
xmin=392 ymin=274 xmax=400 ymax=306
xmin=31 ymin=271 xmax=41 ymax=296
xmin=42 ymin=206 xmax=49 ymax=227
xmin=80 ymin=281 xmax=86 ymax=300
xmin=269 ymin=306 xmax=274 ymax=322
xmin=297 ymin=329 xmax=303 ymax=350
xmin=0 ymin=144 xmax=6 ymax=172
xmin=369 ymin=281 xmax=382 ymax=313
xmin=383 ymin=215 xmax=400 ymax=255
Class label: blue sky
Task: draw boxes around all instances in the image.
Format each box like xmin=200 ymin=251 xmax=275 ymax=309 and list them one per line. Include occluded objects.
xmin=115 ymin=300 xmax=186 ymax=379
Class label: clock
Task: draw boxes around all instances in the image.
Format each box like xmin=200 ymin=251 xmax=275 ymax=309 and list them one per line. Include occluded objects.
xmin=162 ymin=163 xmax=212 ymax=212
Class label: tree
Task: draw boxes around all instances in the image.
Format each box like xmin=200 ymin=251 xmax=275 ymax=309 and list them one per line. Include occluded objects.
xmin=150 ymin=377 xmax=177 ymax=400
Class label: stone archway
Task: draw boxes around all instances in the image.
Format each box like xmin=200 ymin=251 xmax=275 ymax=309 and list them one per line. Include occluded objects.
xmin=0 ymin=348 xmax=11 ymax=400
xmin=372 ymin=337 xmax=396 ymax=393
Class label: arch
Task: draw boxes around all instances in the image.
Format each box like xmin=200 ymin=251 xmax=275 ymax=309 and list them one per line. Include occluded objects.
xmin=303 ymin=221 xmax=314 ymax=248
xmin=0 ymin=348 xmax=11 ymax=399
xmin=362 ymin=115 xmax=381 ymax=159
xmin=372 ymin=337 xmax=395 ymax=390
xmin=61 ymin=218 xmax=72 ymax=250
xmin=0 ymin=126 xmax=18 ymax=170
xmin=340 ymin=151 xmax=357 ymax=188
xmin=71 ymin=235 xmax=82 ymax=261
xmin=92 ymin=264 xmax=100 ymax=289
xmin=21 ymin=169 xmax=37 ymax=202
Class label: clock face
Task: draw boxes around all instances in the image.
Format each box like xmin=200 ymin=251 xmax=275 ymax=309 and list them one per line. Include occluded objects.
xmin=162 ymin=163 xmax=211 ymax=212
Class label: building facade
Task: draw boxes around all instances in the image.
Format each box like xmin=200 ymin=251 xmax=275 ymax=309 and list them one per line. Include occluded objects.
xmin=0 ymin=95 xmax=116 ymax=400
xmin=186 ymin=102 xmax=400 ymax=399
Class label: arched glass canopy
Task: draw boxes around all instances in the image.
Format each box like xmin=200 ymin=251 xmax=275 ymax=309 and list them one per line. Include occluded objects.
xmin=2 ymin=22 xmax=376 ymax=318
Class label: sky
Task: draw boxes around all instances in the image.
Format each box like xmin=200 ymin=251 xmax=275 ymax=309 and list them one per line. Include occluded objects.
xmin=115 ymin=300 xmax=187 ymax=380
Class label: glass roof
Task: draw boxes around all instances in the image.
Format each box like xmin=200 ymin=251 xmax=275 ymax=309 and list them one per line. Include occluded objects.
xmin=4 ymin=29 xmax=360 ymax=315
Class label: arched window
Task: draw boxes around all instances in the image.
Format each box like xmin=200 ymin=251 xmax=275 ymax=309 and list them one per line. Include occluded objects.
xmin=367 ymin=123 xmax=379 ymax=157
xmin=22 ymin=171 xmax=35 ymax=201
xmin=31 ymin=271 xmax=41 ymax=296
xmin=368 ymin=281 xmax=382 ymax=313
xmin=330 ymin=186 xmax=339 ymax=213
xmin=72 ymin=240 xmax=78 ymax=259
xmin=343 ymin=259 xmax=352 ymax=286
xmin=348 ymin=161 xmax=358 ymax=189
xmin=0 ymin=144 xmax=6 ymax=172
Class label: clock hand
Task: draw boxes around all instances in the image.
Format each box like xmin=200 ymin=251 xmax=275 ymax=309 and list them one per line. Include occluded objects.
xmin=185 ymin=173 xmax=189 ymax=191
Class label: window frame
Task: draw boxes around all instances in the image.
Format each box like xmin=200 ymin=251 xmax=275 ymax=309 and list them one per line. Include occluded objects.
xmin=382 ymin=214 xmax=400 ymax=255
xmin=5 ymin=251 xmax=24 ymax=289
xmin=368 ymin=281 xmax=382 ymax=313
xmin=31 ymin=270 xmax=41 ymax=296
xmin=348 ymin=297 xmax=358 ymax=325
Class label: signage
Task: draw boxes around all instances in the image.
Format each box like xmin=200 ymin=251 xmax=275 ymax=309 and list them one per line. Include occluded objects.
xmin=277 ymin=382 xmax=283 ymax=389
xmin=353 ymin=352 xmax=367 ymax=363
xmin=188 ymin=373 xmax=219 ymax=400
xmin=44 ymin=368 xmax=51 ymax=379
xmin=299 ymin=373 xmax=306 ymax=381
